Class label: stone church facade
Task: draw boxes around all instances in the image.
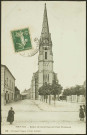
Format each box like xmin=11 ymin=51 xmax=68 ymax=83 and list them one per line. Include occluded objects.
xmin=31 ymin=4 xmax=58 ymax=99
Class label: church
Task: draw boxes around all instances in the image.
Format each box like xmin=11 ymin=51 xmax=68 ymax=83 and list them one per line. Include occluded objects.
xmin=30 ymin=4 xmax=58 ymax=100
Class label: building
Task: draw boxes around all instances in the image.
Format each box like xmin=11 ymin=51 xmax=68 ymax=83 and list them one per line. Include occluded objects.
xmin=31 ymin=72 xmax=38 ymax=99
xmin=31 ymin=4 xmax=58 ymax=99
xmin=83 ymin=80 xmax=86 ymax=89
xmin=14 ymin=86 xmax=21 ymax=101
xmin=21 ymin=89 xmax=31 ymax=100
xmin=1 ymin=65 xmax=15 ymax=105
xmin=27 ymin=88 xmax=32 ymax=99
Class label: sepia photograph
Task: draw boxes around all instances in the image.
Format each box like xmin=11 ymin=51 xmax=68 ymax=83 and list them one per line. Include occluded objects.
xmin=1 ymin=1 xmax=86 ymax=134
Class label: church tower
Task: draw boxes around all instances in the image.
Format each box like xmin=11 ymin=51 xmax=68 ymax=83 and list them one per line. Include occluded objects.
xmin=38 ymin=3 xmax=54 ymax=88
xmin=31 ymin=4 xmax=58 ymax=100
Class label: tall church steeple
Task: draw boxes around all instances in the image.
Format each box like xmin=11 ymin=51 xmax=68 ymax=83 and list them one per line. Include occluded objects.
xmin=38 ymin=3 xmax=53 ymax=86
xmin=40 ymin=3 xmax=52 ymax=47
xmin=31 ymin=4 xmax=58 ymax=100
xmin=41 ymin=3 xmax=49 ymax=38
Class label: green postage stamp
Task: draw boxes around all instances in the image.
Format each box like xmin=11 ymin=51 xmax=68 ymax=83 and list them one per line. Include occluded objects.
xmin=11 ymin=28 xmax=32 ymax=52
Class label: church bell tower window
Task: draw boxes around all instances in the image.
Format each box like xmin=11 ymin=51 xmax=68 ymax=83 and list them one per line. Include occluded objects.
xmin=45 ymin=52 xmax=47 ymax=59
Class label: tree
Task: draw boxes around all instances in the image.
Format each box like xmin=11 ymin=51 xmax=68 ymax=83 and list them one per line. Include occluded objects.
xmin=74 ymin=85 xmax=82 ymax=102
xmin=39 ymin=85 xmax=46 ymax=101
xmin=82 ymin=86 xmax=86 ymax=104
xmin=63 ymin=88 xmax=70 ymax=95
xmin=38 ymin=82 xmax=51 ymax=103
xmin=47 ymin=83 xmax=52 ymax=104
xmin=39 ymin=81 xmax=63 ymax=105
xmin=39 ymin=85 xmax=44 ymax=101
xmin=63 ymin=85 xmax=86 ymax=102
xmin=51 ymin=80 xmax=62 ymax=105
xmin=79 ymin=87 xmax=86 ymax=96
xmin=63 ymin=88 xmax=70 ymax=101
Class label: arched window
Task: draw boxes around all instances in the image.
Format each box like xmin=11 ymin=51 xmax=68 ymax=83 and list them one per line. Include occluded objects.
xmin=45 ymin=47 xmax=47 ymax=50
xmin=45 ymin=52 xmax=47 ymax=59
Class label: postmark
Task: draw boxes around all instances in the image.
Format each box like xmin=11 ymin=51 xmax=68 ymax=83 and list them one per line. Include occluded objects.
xmin=11 ymin=28 xmax=32 ymax=52
xmin=19 ymin=37 xmax=39 ymax=57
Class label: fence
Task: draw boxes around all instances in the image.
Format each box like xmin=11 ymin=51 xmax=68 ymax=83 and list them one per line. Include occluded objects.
xmin=66 ymin=95 xmax=85 ymax=103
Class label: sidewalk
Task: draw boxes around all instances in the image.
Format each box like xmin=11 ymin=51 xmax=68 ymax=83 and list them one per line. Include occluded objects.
xmin=33 ymin=99 xmax=84 ymax=112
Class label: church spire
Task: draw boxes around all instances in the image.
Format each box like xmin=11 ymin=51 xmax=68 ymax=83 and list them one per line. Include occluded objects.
xmin=41 ymin=3 xmax=49 ymax=38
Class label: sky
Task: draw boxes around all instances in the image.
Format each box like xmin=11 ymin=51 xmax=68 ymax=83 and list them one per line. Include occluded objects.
xmin=1 ymin=1 xmax=86 ymax=92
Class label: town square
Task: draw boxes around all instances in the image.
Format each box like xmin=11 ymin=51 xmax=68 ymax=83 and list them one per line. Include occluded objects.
xmin=1 ymin=99 xmax=86 ymax=134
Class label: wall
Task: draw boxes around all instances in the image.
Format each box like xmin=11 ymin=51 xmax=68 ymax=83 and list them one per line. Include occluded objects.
xmin=66 ymin=95 xmax=85 ymax=103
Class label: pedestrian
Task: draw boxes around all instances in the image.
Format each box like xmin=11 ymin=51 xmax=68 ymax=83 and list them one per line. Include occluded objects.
xmin=7 ymin=107 xmax=15 ymax=124
xmin=83 ymin=105 xmax=86 ymax=117
xmin=79 ymin=105 xmax=84 ymax=121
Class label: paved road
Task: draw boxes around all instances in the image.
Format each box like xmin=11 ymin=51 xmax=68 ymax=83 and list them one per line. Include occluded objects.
xmin=1 ymin=99 xmax=86 ymax=134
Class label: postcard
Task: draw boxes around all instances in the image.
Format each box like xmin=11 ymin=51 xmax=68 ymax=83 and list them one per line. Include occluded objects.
xmin=1 ymin=1 xmax=86 ymax=134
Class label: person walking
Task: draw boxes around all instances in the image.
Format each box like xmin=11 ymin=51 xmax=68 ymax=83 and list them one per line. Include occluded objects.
xmin=79 ymin=105 xmax=84 ymax=121
xmin=7 ymin=107 xmax=15 ymax=124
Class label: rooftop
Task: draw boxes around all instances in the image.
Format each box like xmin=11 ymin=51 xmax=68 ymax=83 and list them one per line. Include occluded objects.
xmin=1 ymin=64 xmax=16 ymax=80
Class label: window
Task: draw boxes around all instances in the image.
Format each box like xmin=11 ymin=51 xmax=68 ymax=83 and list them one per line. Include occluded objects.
xmin=7 ymin=78 xmax=8 ymax=86
xmin=46 ymin=74 xmax=47 ymax=79
xmin=13 ymin=83 xmax=14 ymax=90
xmin=10 ymin=80 xmax=11 ymax=88
xmin=8 ymin=94 xmax=9 ymax=100
xmin=5 ymin=93 xmax=6 ymax=100
xmin=48 ymin=74 xmax=49 ymax=81
xmin=12 ymin=82 xmax=13 ymax=89
xmin=45 ymin=52 xmax=47 ymax=59
xmin=12 ymin=93 xmax=13 ymax=100
xmin=5 ymin=80 xmax=6 ymax=85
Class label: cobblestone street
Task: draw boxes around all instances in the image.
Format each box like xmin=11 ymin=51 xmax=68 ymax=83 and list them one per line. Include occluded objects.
xmin=1 ymin=99 xmax=86 ymax=134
